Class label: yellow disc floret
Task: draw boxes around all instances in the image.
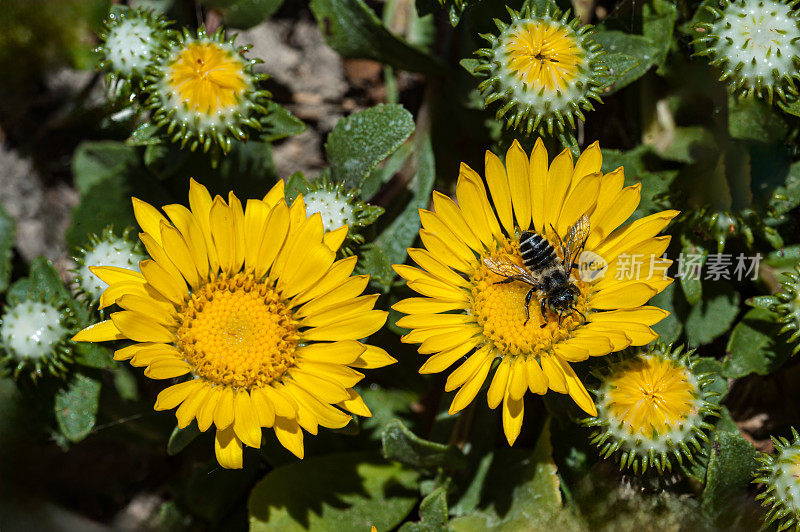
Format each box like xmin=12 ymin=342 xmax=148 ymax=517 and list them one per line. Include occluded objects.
xmin=587 ymin=345 xmax=719 ymax=473
xmin=177 ymin=272 xmax=298 ymax=389
xmin=504 ymin=20 xmax=584 ymax=92
xmin=168 ymin=42 xmax=248 ymax=117
xmin=604 ymin=356 xmax=696 ymax=437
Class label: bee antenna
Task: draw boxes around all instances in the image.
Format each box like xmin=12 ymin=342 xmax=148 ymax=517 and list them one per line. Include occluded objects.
xmin=573 ymin=307 xmax=586 ymax=323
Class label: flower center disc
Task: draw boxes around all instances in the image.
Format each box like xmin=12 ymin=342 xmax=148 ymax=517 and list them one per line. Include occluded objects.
xmin=503 ymin=20 xmax=583 ymax=91
xmin=470 ymin=240 xmax=587 ymax=357
xmin=177 ymin=273 xmax=299 ymax=388
xmin=605 ymin=357 xmax=696 ymax=436
xmin=168 ymin=42 xmax=248 ymax=115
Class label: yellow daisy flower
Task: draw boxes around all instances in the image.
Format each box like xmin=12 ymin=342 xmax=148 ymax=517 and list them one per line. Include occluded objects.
xmin=72 ymin=179 xmax=393 ymax=468
xmin=392 ymin=139 xmax=678 ymax=445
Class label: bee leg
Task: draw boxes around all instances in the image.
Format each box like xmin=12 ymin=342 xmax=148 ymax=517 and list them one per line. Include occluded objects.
xmin=539 ymin=299 xmax=548 ymax=328
xmin=572 ymin=307 xmax=587 ymax=323
xmin=523 ymin=289 xmax=534 ymax=325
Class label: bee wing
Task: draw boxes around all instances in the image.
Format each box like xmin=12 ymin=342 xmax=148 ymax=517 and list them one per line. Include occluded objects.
xmin=563 ymin=214 xmax=591 ymax=273
xmin=483 ymin=257 xmax=532 ymax=279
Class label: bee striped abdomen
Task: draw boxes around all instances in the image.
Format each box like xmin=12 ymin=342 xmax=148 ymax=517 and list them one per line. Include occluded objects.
xmin=519 ymin=231 xmax=558 ymax=271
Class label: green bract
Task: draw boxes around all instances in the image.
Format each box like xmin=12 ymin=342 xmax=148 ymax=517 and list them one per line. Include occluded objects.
xmin=96 ymin=7 xmax=172 ymax=99
xmin=694 ymin=0 xmax=800 ymax=103
xmin=73 ymin=227 xmax=144 ymax=305
xmin=471 ymin=3 xmax=605 ymax=136
xmin=754 ymin=428 xmax=800 ymax=531
xmin=143 ymin=26 xmax=271 ymax=155
xmin=585 ymin=344 xmax=720 ymax=474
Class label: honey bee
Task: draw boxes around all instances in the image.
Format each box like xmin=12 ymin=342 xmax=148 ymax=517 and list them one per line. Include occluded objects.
xmin=483 ymin=215 xmax=591 ymax=327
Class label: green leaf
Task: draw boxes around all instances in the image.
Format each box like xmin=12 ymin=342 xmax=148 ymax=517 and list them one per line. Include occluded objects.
xmin=694 ymin=357 xmax=728 ymax=403
xmin=54 ymin=373 xmax=101 ymax=443
xmin=722 ymin=307 xmax=793 ymax=378
xmin=259 ymin=101 xmax=306 ymax=143
xmin=249 ymin=452 xmax=419 ymax=531
xmin=678 ymin=242 xmax=707 ymax=305
xmin=73 ymin=343 xmax=114 ymax=369
xmin=360 ymin=386 xmax=419 ymax=438
xmin=204 ymin=0 xmax=285 ymax=29
xmin=449 ymin=419 xmax=564 ymax=531
xmin=399 ymin=487 xmax=449 ymax=532
xmin=357 ymin=244 xmax=397 ymax=292
xmin=648 ymin=284 xmax=683 ymax=344
xmin=382 ymin=418 xmax=467 ymax=471
xmin=168 ymin=422 xmax=202 ymax=455
xmin=685 ymin=281 xmax=740 ymax=346
xmin=729 ymin=95 xmax=788 ymax=143
xmin=7 ymin=257 xmax=72 ymax=308
xmin=310 ymin=0 xmax=441 ymax=74
xmin=0 ymin=204 xmax=15 ymax=294
xmin=373 ymin=132 xmax=435 ymax=265
xmin=326 ymin=104 xmax=415 ymax=189
xmin=283 ymin=171 xmax=313 ymax=202
xmin=71 ymin=141 xmax=140 ymax=194
xmin=701 ymin=431 xmax=759 ymax=528
xmin=111 ymin=366 xmax=139 ymax=402
xmin=643 ymin=0 xmax=677 ymax=71
xmin=593 ymin=31 xmax=657 ymax=95
xmin=769 ymin=160 xmax=800 ymax=217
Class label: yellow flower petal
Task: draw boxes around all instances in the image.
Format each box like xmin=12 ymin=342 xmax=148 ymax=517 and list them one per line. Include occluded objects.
xmin=419 ymin=336 xmax=482 ymax=374
xmin=139 ymin=232 xmax=186 ymax=290
xmin=155 ymin=380 xmax=201 ymax=411
xmin=197 ymin=386 xmax=222 ymax=431
xmin=263 ymin=179 xmax=285 ymax=208
xmin=227 ymin=192 xmax=246 ymax=273
xmin=502 ymin=387 xmax=524 ymax=446
xmin=506 ymin=139 xmax=532 ymax=230
xmin=485 ymin=150 xmax=514 ymax=233
xmin=144 ymin=358 xmax=192 ymax=379
xmin=445 ymin=344 xmax=492 ymax=391
xmin=187 ymin=178 xmax=219 ymax=273
xmin=591 ymin=280 xmax=671 ymax=309
xmin=215 ymin=426 xmax=243 ymax=469
xmin=419 ymin=210 xmax=476 ymax=271
xmin=418 ymin=327 xmax=481 ymax=356
xmin=88 ymin=266 xmax=145 ymax=285
xmin=323 ymin=225 xmax=349 ymax=252
xmin=543 ymin=147 xmax=573 ymax=229
xmin=296 ymin=340 xmax=365 ymax=365
xmin=295 ymin=361 xmax=364 ymax=389
xmin=209 ymin=196 xmax=238 ymax=274
xmin=264 ymin=385 xmax=298 ymax=418
xmin=589 ymin=306 xmax=669 ymax=326
xmin=337 ymin=389 xmax=372 ymax=417
xmin=556 ymin=172 xmax=601 ymax=235
xmin=116 ymin=294 xmax=177 ymax=328
xmin=431 ymin=191 xmax=483 ymax=252
xmin=508 ymin=356 xmax=527 ymax=401
xmin=408 ymin=248 xmax=470 ymax=288
xmin=139 ymin=259 xmax=187 ymax=305
xmin=449 ymin=353 xmax=493 ymax=414
xmin=132 ymin=197 xmax=169 ymax=246
xmin=525 ymin=357 xmax=548 ymax=394
xmin=292 ymin=255 xmax=358 ymax=306
xmin=72 ymin=319 xmax=125 ymax=342
xmin=163 ymin=203 xmax=211 ymax=281
xmin=289 ymin=368 xmax=349 ymax=403
xmin=273 ymin=416 xmax=304 ymax=459
xmin=160 ymin=222 xmax=202 ymax=289
xmin=295 ymin=276 xmax=370 ymax=319
xmin=254 ymin=201 xmax=290 ymax=279
xmin=395 ymin=313 xmax=474 ymax=330
xmin=250 ymin=388 xmax=276 ymax=428
xmin=175 ymin=384 xmax=211 ymax=428
xmin=554 ymin=356 xmax=596 ymax=416
xmin=392 ymin=297 xmax=464 ymax=315
xmin=457 ymin=163 xmax=503 ymax=244
xmin=110 ymin=311 xmax=175 ymax=343
xmin=350 ymin=344 xmax=398 ymax=369
xmin=487 ymin=357 xmax=512 ymax=409
xmin=233 ymin=391 xmax=262 ymax=448
xmin=273 ymin=211 xmax=324 ymax=280
xmin=572 ymin=140 xmax=602 ymax=180
xmin=214 ymin=386 xmax=235 ymax=431
xmin=301 ymin=311 xmax=387 ymax=342
xmin=406 ymin=278 xmax=469 ymax=303
xmin=289 ymin=383 xmax=352 ymax=429
xmin=529 ymin=138 xmax=549 ymax=233
xmin=540 ymin=354 xmax=567 ymax=393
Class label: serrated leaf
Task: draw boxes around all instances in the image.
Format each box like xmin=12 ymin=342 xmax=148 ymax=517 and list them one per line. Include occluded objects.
xmin=55 ymin=373 xmax=101 ymax=443
xmin=685 ymin=281 xmax=740 ymax=346
xmin=701 ymin=431 xmax=759 ymax=528
xmin=168 ymin=422 xmax=201 ymax=455
xmin=643 ymin=0 xmax=677 ymax=71
xmin=399 ymin=487 xmax=449 ymax=532
xmin=71 ymin=141 xmax=140 ymax=194
xmin=694 ymin=357 xmax=728 ymax=403
xmin=722 ymin=307 xmax=793 ymax=378
xmin=7 ymin=257 xmax=72 ymax=308
xmin=678 ymin=242 xmax=707 ymax=305
xmin=73 ymin=343 xmax=114 ymax=369
xmin=449 ymin=419 xmax=565 ymax=531
xmin=310 ymin=0 xmax=440 ymax=73
xmin=249 ymin=452 xmax=419 ymax=531
xmin=594 ymin=31 xmax=657 ymax=95
xmin=769 ymin=160 xmax=800 ymax=217
xmin=357 ymin=244 xmax=397 ymax=292
xmin=259 ymin=101 xmax=306 ymax=143
xmin=0 ymin=204 xmax=15 ymax=294
xmin=203 ymin=0 xmax=284 ymax=29
xmin=111 ymin=367 xmax=139 ymax=401
xmin=648 ymin=284 xmax=683 ymax=344
xmin=283 ymin=172 xmax=313 ymax=203
xmin=326 ymin=104 xmax=415 ymax=189
xmin=382 ymin=418 xmax=467 ymax=471
xmin=372 ymin=132 xmax=435 ymax=266
xmin=729 ymin=95 xmax=788 ymax=143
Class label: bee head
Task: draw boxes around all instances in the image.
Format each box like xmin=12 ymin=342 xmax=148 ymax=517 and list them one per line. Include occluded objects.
xmin=548 ymin=285 xmax=579 ymax=311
